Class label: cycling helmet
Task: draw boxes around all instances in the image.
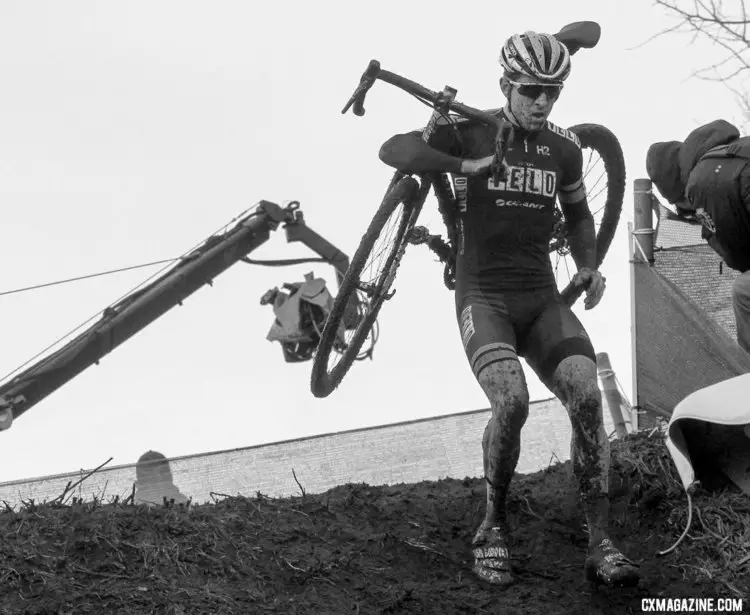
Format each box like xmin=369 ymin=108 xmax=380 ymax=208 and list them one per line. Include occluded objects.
xmin=499 ymin=31 xmax=571 ymax=84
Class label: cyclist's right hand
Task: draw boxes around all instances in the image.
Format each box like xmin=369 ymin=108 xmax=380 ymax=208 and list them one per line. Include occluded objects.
xmin=460 ymin=155 xmax=495 ymax=176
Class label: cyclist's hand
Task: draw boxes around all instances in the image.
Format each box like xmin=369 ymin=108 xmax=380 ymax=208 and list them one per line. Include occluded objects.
xmin=460 ymin=155 xmax=495 ymax=176
xmin=572 ymin=267 xmax=606 ymax=310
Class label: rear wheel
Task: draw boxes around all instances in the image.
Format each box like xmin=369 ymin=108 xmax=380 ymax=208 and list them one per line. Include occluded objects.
xmin=310 ymin=174 xmax=429 ymax=398
xmin=554 ymin=123 xmax=625 ymax=305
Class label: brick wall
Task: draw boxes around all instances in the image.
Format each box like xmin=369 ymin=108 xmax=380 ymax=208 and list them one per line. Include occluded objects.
xmin=0 ymin=398 xmax=616 ymax=510
xmin=653 ymin=203 xmax=740 ymax=340
xmin=632 ymin=202 xmax=745 ymax=430
xmin=655 ymin=246 xmax=739 ymax=341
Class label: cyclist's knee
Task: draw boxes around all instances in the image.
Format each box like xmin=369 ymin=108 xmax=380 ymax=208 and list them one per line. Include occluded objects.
xmin=551 ymin=354 xmax=600 ymax=407
xmin=477 ymin=359 xmax=530 ymax=424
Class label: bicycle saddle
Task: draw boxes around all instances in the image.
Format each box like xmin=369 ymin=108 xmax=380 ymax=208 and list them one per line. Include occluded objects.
xmin=553 ymin=21 xmax=601 ymax=55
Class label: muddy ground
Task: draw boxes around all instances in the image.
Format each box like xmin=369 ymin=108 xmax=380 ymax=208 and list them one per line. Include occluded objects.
xmin=0 ymin=433 xmax=747 ymax=614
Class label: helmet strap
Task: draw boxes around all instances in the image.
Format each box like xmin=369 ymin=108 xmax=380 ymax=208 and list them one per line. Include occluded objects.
xmin=503 ymin=100 xmax=521 ymax=128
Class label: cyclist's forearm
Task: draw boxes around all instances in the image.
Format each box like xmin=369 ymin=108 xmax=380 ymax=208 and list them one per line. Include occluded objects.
xmin=567 ymin=215 xmax=597 ymax=270
xmin=379 ymin=134 xmax=463 ymax=174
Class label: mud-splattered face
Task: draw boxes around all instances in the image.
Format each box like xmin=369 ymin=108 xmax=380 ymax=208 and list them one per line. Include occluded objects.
xmin=500 ymin=74 xmax=561 ymax=132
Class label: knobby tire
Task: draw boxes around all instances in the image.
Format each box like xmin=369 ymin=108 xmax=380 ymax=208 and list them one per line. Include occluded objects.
xmin=310 ymin=175 xmax=427 ymax=398
xmin=559 ymin=123 xmax=625 ymax=305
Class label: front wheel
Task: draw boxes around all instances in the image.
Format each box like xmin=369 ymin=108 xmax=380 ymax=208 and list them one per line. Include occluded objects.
xmin=554 ymin=123 xmax=625 ymax=306
xmin=310 ymin=174 xmax=429 ymax=398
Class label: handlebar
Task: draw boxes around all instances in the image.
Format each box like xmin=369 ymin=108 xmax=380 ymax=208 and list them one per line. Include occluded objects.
xmin=342 ymin=59 xmax=505 ymax=129
xmin=342 ymin=59 xmax=514 ymax=184
xmin=341 ymin=59 xmax=381 ymax=116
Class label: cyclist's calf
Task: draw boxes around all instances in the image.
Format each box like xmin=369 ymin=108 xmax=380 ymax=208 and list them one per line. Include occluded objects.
xmin=550 ymin=355 xmax=610 ymax=539
xmin=551 ymin=355 xmax=607 ymax=456
xmin=477 ymin=358 xmax=529 ymax=505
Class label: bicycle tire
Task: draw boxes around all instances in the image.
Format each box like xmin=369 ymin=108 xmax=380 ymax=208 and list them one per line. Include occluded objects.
xmin=310 ymin=175 xmax=428 ymax=398
xmin=559 ymin=122 xmax=625 ymax=306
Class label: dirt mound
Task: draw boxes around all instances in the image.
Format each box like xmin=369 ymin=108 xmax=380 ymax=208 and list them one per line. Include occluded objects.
xmin=0 ymin=433 xmax=748 ymax=614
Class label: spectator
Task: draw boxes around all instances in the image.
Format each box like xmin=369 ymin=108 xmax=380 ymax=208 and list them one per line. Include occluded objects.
xmin=647 ymin=119 xmax=750 ymax=353
xmin=134 ymin=450 xmax=189 ymax=506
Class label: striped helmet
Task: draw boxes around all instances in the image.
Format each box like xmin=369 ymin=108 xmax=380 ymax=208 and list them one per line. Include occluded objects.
xmin=499 ymin=31 xmax=571 ymax=84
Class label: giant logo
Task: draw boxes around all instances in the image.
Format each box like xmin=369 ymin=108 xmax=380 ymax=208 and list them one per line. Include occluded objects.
xmin=487 ymin=165 xmax=557 ymax=198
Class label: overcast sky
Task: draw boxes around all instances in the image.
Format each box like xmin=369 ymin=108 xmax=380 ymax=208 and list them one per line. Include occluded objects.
xmin=0 ymin=0 xmax=740 ymax=482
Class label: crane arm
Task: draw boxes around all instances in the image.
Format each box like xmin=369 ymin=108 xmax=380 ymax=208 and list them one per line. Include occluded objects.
xmin=0 ymin=200 xmax=348 ymax=424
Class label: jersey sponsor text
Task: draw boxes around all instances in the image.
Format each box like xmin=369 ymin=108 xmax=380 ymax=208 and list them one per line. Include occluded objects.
xmin=460 ymin=305 xmax=475 ymax=349
xmin=495 ymin=199 xmax=546 ymax=210
xmin=454 ymin=176 xmax=468 ymax=212
xmin=546 ymin=122 xmax=581 ymax=147
xmin=487 ymin=165 xmax=557 ymax=198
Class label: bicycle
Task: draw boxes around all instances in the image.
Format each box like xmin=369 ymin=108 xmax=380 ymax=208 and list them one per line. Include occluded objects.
xmin=311 ymin=21 xmax=625 ymax=399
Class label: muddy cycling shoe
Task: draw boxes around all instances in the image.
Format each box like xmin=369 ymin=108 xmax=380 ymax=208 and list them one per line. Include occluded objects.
xmin=584 ymin=538 xmax=640 ymax=588
xmin=472 ymin=526 xmax=514 ymax=586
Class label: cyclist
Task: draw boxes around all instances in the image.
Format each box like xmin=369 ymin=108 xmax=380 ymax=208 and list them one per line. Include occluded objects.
xmin=378 ymin=31 xmax=640 ymax=588
xmin=646 ymin=119 xmax=750 ymax=354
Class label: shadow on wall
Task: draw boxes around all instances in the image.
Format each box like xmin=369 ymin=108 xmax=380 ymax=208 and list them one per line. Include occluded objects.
xmin=134 ymin=450 xmax=189 ymax=507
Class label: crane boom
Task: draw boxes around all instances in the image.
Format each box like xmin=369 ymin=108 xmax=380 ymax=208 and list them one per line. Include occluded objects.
xmin=0 ymin=200 xmax=350 ymax=424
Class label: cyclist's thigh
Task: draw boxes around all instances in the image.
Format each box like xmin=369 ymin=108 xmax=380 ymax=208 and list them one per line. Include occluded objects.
xmin=521 ymin=293 xmax=597 ymax=385
xmin=455 ymin=289 xmax=519 ymax=381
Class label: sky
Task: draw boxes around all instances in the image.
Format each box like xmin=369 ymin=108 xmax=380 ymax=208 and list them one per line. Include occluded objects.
xmin=0 ymin=0 xmax=743 ymax=482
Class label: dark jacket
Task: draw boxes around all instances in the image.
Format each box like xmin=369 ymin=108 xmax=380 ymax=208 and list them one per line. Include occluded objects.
xmin=647 ymin=120 xmax=750 ymax=272
xmin=687 ymin=136 xmax=750 ymax=272
xmin=646 ymin=120 xmax=740 ymax=205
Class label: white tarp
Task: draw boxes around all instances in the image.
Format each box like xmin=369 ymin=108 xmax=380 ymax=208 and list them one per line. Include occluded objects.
xmin=666 ymin=373 xmax=750 ymax=493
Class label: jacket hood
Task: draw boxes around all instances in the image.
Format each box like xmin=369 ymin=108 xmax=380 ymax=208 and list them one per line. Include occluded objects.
xmin=646 ymin=119 xmax=740 ymax=204
xmin=646 ymin=140 xmax=683 ymax=204
xmin=679 ymin=119 xmax=740 ymax=185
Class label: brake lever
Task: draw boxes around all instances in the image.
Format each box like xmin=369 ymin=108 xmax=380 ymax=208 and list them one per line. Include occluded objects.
xmin=491 ymin=121 xmax=514 ymax=185
xmin=491 ymin=157 xmax=509 ymax=186
xmin=342 ymin=59 xmax=381 ymax=116
xmin=341 ymin=79 xmax=373 ymax=115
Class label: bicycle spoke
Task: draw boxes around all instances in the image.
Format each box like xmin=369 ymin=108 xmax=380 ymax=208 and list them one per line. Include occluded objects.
xmin=582 ymin=148 xmax=598 ymax=181
xmin=324 ymin=199 xmax=410 ymax=374
xmin=585 ymin=159 xmax=607 ymax=199
xmin=360 ymin=205 xmax=404 ymax=285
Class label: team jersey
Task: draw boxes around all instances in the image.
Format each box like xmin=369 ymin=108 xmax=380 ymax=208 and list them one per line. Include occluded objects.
xmin=426 ymin=108 xmax=586 ymax=290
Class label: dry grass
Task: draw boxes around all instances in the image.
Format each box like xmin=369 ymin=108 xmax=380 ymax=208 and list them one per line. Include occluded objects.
xmin=0 ymin=492 xmax=337 ymax=614
xmin=612 ymin=431 xmax=750 ymax=599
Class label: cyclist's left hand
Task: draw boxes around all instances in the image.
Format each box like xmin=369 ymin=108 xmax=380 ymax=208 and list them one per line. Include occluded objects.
xmin=572 ymin=267 xmax=606 ymax=310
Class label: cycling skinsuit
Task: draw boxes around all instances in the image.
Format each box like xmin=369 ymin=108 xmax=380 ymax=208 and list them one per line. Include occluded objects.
xmin=422 ymin=108 xmax=597 ymax=383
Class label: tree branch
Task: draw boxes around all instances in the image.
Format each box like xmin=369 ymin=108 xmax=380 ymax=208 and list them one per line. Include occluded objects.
xmin=652 ymin=0 xmax=750 ymax=86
